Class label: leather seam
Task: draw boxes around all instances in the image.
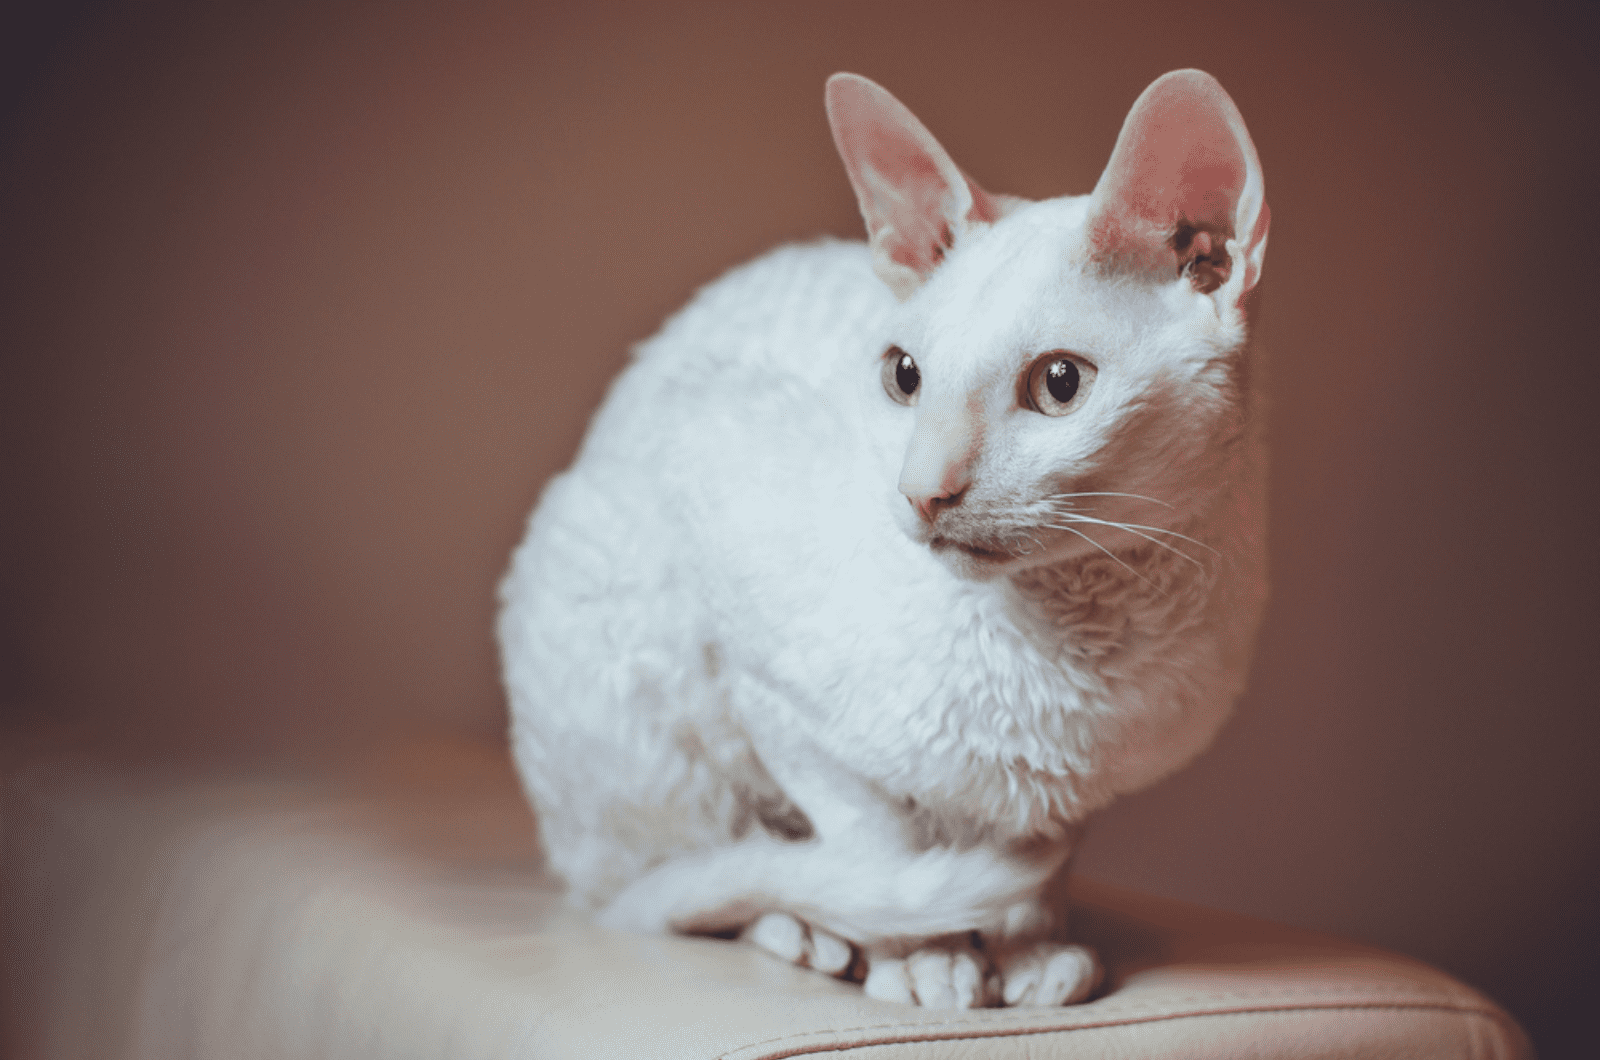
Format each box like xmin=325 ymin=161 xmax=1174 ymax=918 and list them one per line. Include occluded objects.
xmin=715 ymin=997 xmax=1513 ymax=1060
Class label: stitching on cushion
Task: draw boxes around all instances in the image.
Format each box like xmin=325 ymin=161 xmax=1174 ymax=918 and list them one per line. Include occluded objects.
xmin=713 ymin=995 xmax=1515 ymax=1060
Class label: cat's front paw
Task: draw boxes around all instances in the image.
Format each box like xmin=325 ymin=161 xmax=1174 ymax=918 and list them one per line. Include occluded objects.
xmin=862 ymin=935 xmax=995 ymax=1009
xmin=744 ymin=911 xmax=856 ymax=977
xmin=861 ymin=936 xmax=1100 ymax=1009
xmin=992 ymin=940 xmax=1101 ymax=1007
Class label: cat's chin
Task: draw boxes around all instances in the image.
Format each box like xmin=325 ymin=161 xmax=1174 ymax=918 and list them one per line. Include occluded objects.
xmin=926 ymin=535 xmax=1020 ymax=581
xmin=924 ymin=529 xmax=1100 ymax=583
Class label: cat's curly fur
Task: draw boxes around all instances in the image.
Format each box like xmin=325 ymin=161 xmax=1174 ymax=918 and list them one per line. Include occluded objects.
xmin=498 ymin=69 xmax=1269 ymax=1008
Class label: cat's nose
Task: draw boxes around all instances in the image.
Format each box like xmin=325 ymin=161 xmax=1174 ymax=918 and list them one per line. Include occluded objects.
xmin=899 ymin=462 xmax=972 ymax=522
xmin=899 ymin=411 xmax=977 ymax=522
xmin=905 ymin=485 xmax=966 ymax=522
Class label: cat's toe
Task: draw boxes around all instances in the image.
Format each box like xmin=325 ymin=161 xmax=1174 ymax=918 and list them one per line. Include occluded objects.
xmin=808 ymin=925 xmax=854 ymax=975
xmin=745 ymin=913 xmax=857 ymax=977
xmin=909 ymin=945 xmax=987 ymax=1009
xmin=746 ymin=911 xmax=807 ymax=963
xmin=863 ymin=957 xmax=915 ymax=1004
xmin=996 ymin=942 xmax=1100 ymax=1007
xmin=865 ymin=939 xmax=990 ymax=1009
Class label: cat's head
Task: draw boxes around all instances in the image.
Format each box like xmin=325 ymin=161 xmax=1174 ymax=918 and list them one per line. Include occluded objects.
xmin=827 ymin=71 xmax=1269 ymax=580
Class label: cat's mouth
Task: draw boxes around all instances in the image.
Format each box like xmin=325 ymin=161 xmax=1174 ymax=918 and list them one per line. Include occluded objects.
xmin=928 ymin=535 xmax=1013 ymax=563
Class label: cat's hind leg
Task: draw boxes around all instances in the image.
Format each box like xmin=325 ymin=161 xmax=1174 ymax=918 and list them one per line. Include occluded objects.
xmin=858 ymin=892 xmax=1098 ymax=1008
xmin=989 ymin=939 xmax=1100 ymax=1006
xmin=982 ymin=865 xmax=1102 ymax=1005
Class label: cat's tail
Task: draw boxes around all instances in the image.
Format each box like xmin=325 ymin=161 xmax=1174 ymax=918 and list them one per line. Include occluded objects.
xmin=595 ymin=834 xmax=1066 ymax=945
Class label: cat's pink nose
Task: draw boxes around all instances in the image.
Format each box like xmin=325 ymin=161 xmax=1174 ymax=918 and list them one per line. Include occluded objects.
xmin=901 ymin=460 xmax=971 ymax=522
xmin=899 ymin=408 xmax=977 ymax=521
xmin=906 ymin=487 xmax=965 ymax=523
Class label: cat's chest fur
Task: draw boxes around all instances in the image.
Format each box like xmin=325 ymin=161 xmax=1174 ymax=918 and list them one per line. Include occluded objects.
xmin=567 ymin=238 xmax=1238 ymax=842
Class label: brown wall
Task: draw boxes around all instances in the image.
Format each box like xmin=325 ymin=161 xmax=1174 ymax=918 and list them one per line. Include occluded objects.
xmin=3 ymin=2 xmax=1596 ymax=1054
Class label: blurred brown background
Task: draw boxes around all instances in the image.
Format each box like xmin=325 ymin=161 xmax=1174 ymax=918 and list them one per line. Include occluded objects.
xmin=2 ymin=1 xmax=1596 ymax=1055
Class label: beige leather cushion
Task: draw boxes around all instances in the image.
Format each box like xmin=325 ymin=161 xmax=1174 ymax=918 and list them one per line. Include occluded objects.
xmin=1 ymin=739 xmax=1530 ymax=1059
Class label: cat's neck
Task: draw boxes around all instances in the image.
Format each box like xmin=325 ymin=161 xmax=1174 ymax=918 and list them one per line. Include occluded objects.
xmin=1002 ymin=528 xmax=1216 ymax=659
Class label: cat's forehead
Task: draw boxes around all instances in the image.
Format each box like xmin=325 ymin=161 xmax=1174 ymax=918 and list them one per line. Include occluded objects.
xmin=899 ymin=197 xmax=1158 ymax=364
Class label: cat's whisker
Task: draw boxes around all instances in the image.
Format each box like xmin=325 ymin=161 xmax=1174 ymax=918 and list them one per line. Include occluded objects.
xmin=1050 ymin=523 xmax=1163 ymax=594
xmin=1053 ymin=527 xmax=1200 ymax=572
xmin=1054 ymin=514 xmax=1217 ymax=560
xmin=1045 ymin=515 xmax=1206 ymax=572
xmin=1051 ymin=491 xmax=1175 ymax=510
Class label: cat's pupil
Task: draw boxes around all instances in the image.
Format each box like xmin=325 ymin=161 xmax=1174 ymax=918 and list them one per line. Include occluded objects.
xmin=895 ymin=353 xmax=920 ymax=396
xmin=1045 ymin=359 xmax=1079 ymax=404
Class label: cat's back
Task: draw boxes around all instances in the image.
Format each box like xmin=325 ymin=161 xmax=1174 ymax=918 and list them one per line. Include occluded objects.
xmin=502 ymin=238 xmax=902 ymax=632
xmin=575 ymin=239 xmax=894 ymax=467
xmin=646 ymin=238 xmax=890 ymax=378
xmin=498 ymin=237 xmax=909 ymax=832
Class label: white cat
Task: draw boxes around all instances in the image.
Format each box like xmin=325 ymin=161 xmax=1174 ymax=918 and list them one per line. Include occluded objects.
xmin=498 ymin=69 xmax=1269 ymax=1009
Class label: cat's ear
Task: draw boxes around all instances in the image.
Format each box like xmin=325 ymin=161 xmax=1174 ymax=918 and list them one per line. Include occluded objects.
xmin=826 ymin=73 xmax=1002 ymax=300
xmin=1087 ymin=70 xmax=1269 ymax=301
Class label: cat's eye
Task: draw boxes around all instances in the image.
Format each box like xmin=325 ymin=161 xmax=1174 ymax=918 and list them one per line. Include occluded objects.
xmin=881 ymin=346 xmax=920 ymax=406
xmin=1022 ymin=352 xmax=1095 ymax=416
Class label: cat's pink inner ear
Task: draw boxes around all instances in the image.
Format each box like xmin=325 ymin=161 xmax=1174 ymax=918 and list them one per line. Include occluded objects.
xmin=1088 ymin=70 xmax=1267 ymax=294
xmin=827 ymin=73 xmax=998 ymax=298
